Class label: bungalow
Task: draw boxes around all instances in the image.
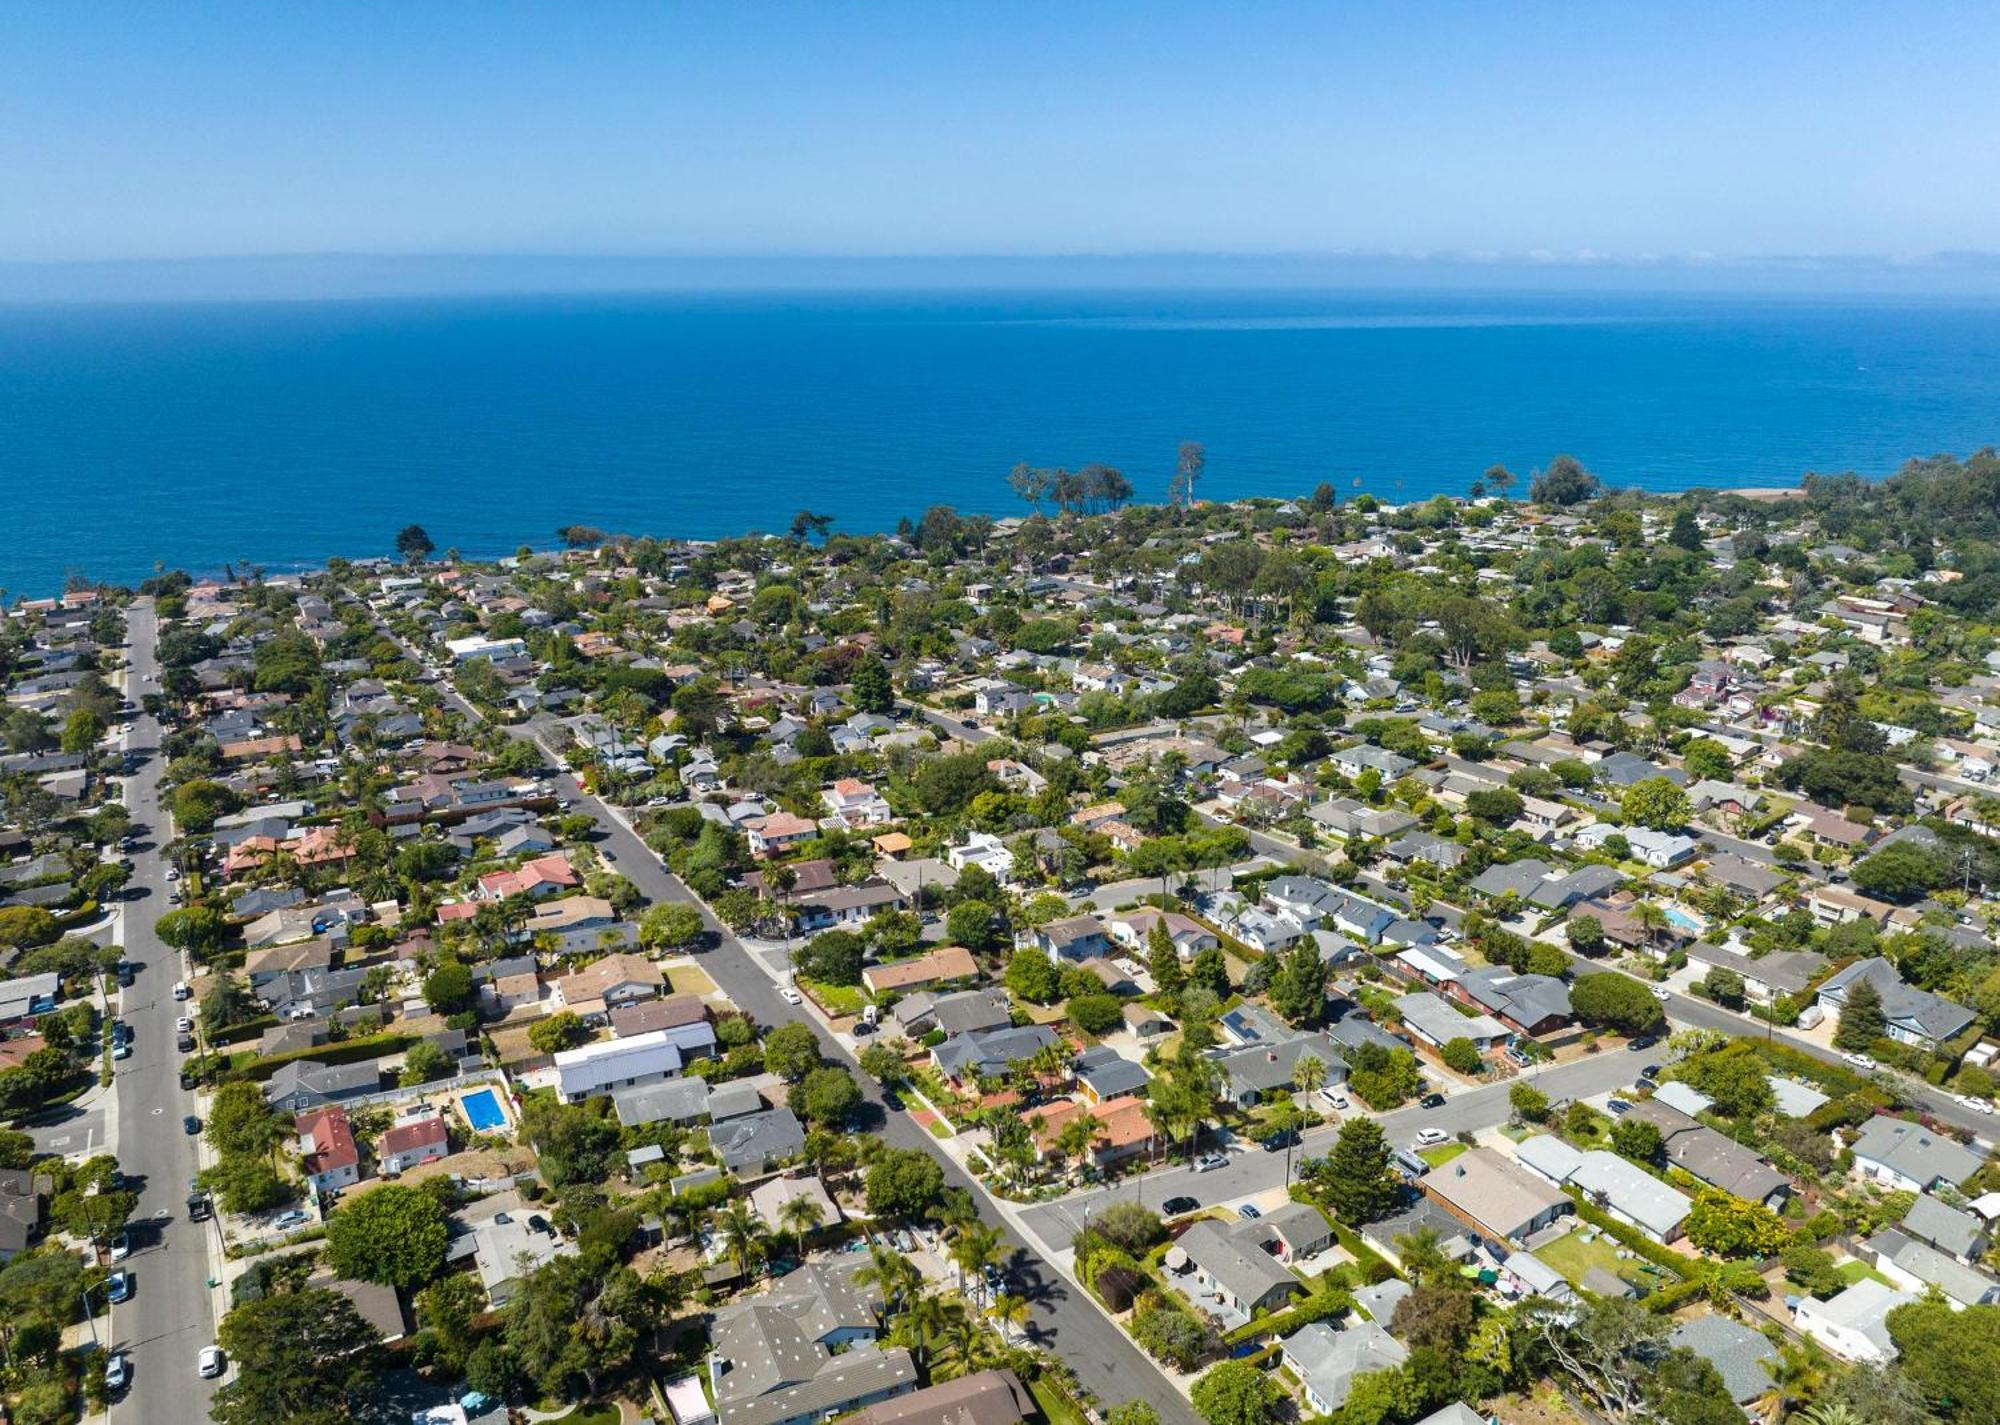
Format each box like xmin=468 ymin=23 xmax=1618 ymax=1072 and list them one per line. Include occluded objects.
xmin=708 ymin=1261 xmax=915 ymax=1425
xmin=610 ymin=993 xmax=712 ymax=1039
xmin=1515 ymin=1134 xmax=1692 ymax=1243
xmin=1237 ymin=1201 xmax=1336 ymax=1263
xmin=1108 ymin=909 xmax=1217 ymax=960
xmin=1685 ymin=943 xmax=1822 ymax=1005
xmin=1816 ymin=958 xmax=1976 ymax=1049
xmin=1454 ymin=967 xmax=1571 ymax=1037
xmin=1668 ymin=1316 xmax=1777 ymax=1407
xmin=1216 ymin=1034 xmax=1349 ymax=1108
xmin=1865 ymin=1228 xmax=2000 ymax=1308
xmin=1328 ymin=744 xmax=1417 ymax=781
xmin=554 ymin=1028 xmax=703 ymax=1103
xmin=931 ymin=1025 xmax=1059 ymax=1086
xmin=551 ymin=952 xmax=666 ymax=1015
xmin=1849 ymin=1116 xmax=1987 ymax=1193
xmin=1574 ymin=823 xmax=1699 ymax=870
xmin=848 ymin=1370 xmax=1032 ymax=1425
xmin=1072 ymin=1045 xmax=1149 ymax=1105
xmin=1794 ymin=1279 xmax=1918 ymax=1363
xmin=477 ymin=852 xmax=579 ymax=901
xmin=1420 ymin=1147 xmax=1571 ymax=1245
xmin=1280 ymin=1321 xmax=1407 ymax=1417
xmin=1307 ymin=798 xmax=1420 ymax=842
xmin=1622 ymin=1100 xmax=1791 ymax=1207
xmin=861 ymin=946 xmax=980 ymax=996
xmin=379 ymin=1113 xmax=452 ymax=1175
xmin=0 ymin=1169 xmax=43 ymax=1263
xmin=614 ymin=1076 xmax=712 ymax=1130
xmin=296 ymin=1107 xmax=363 ymax=1194
xmin=792 ymin=881 xmax=911 ymax=932
xmin=1807 ymin=884 xmax=1891 ymax=927
xmin=1394 ymin=991 xmax=1512 ymax=1055
xmin=264 ymin=1060 xmax=381 ymax=1114
xmin=710 ymin=1106 xmax=808 ymax=1178
xmin=1898 ymin=1193 xmax=1990 ymax=1263
xmin=1171 ymin=1219 xmax=1303 ymax=1322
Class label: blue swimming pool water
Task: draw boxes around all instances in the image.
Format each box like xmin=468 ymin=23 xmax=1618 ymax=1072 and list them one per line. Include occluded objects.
xmin=461 ymin=1088 xmax=506 ymax=1131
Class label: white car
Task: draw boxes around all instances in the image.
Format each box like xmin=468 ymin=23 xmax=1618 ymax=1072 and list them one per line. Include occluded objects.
xmin=778 ymin=986 xmax=803 ymax=1006
xmin=1649 ymin=985 xmax=1671 ymax=1002
xmin=1956 ymin=1093 xmax=1993 ymax=1115
xmin=104 ymin=1351 xmax=128 ymax=1392
xmin=175 ymin=1017 xmax=193 ymax=1035
xmin=1192 ymin=1152 xmax=1229 ymax=1173
xmin=164 ymin=867 xmax=180 ymax=882
xmin=172 ymin=981 xmax=191 ymax=1001
xmin=198 ymin=1345 xmax=225 ymax=1379
xmin=1843 ymin=1051 xmax=1874 ymax=1069
xmin=1414 ymin=1127 xmax=1450 ymax=1147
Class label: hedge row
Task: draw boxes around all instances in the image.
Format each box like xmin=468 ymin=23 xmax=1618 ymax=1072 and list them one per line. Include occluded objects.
xmin=1222 ymin=1285 xmax=1354 ymax=1346
xmin=228 ymin=1030 xmax=417 ymax=1082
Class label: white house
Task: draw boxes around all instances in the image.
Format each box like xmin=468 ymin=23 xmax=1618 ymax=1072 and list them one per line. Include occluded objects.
xmin=1794 ymin=1279 xmax=1917 ymax=1363
xmin=554 ymin=1029 xmax=702 ymax=1104
xmin=946 ymin=832 xmax=1016 ymax=884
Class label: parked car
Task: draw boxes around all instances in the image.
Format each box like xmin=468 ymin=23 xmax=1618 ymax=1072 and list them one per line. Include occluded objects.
xmin=1649 ymin=985 xmax=1672 ymax=1002
xmin=105 ymin=1351 xmax=128 ymax=1392
xmin=198 ymin=1346 xmax=225 ymax=1379
xmin=1956 ymin=1093 xmax=1993 ymax=1114
xmin=172 ymin=980 xmax=190 ymax=1001
xmin=183 ymin=1115 xmax=201 ymax=1135
xmin=1842 ymin=1051 xmax=1874 ymax=1069
xmin=1237 ymin=1203 xmax=1262 ymax=1220
xmin=1503 ymin=1046 xmax=1531 ymax=1067
xmin=108 ymin=1231 xmax=130 ymax=1261
xmin=1192 ymin=1152 xmax=1228 ymax=1173
xmin=1418 ymin=1092 xmax=1446 ymax=1109
xmin=106 ymin=1270 xmax=132 ymax=1303
xmin=778 ymin=986 xmax=803 ymax=1006
xmin=1414 ymin=1127 xmax=1449 ymax=1147
xmin=1638 ymin=1063 xmax=1661 ymax=1081
xmin=1260 ymin=1129 xmax=1301 ymax=1152
xmin=1162 ymin=1195 xmax=1200 ymax=1216
xmin=1607 ymin=1099 xmax=1634 ymax=1116
xmin=1316 ymin=1086 xmax=1350 ymax=1111
xmin=271 ymin=1209 xmax=309 ymax=1231
xmin=1629 ymin=1034 xmax=1659 ymax=1050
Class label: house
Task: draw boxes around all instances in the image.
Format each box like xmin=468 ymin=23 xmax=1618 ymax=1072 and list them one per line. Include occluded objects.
xmin=861 ymin=946 xmax=980 ymax=996
xmin=1237 ymin=1200 xmax=1335 ymax=1262
xmin=1850 ymin=1116 xmax=1986 ymax=1193
xmin=1454 ymin=967 xmax=1572 ymax=1037
xmin=1669 ymin=1315 xmax=1777 ymax=1407
xmin=1394 ymin=991 xmax=1511 ymax=1055
xmin=610 ymin=994 xmax=713 ymax=1039
xmin=1573 ymin=823 xmax=1698 ymax=869
xmin=379 ymin=1113 xmax=452 ymax=1175
xmin=931 ymin=1025 xmax=1059 ymax=1086
xmin=847 ymin=1369 xmax=1032 ymax=1425
xmin=822 ymin=779 xmax=893 ymax=828
xmin=1622 ymin=1099 xmax=1791 ymax=1207
xmin=711 ymin=1107 xmax=808 ymax=1177
xmin=1034 ymin=915 xmax=1112 ymax=963
xmin=945 ymin=832 xmax=1015 ymax=883
xmin=1898 ymin=1193 xmax=1990 ymax=1262
xmin=1685 ymin=943 xmax=1822 ymax=1005
xmin=551 ymin=952 xmax=665 ymax=1015
xmin=554 ymin=1027 xmax=711 ymax=1103
xmin=1794 ymin=1278 xmax=1918 ymax=1363
xmin=525 ymin=895 xmax=619 ymax=937
xmin=1108 ymin=909 xmax=1217 ymax=960
xmin=1022 ymin=1096 xmax=1159 ymax=1169
xmin=264 ymin=1060 xmax=381 ymax=1113
xmin=1329 ymin=744 xmax=1417 ymax=781
xmin=1515 ymin=1135 xmax=1692 ymax=1243
xmin=746 ymin=812 xmax=819 ymax=858
xmin=1419 ymin=1147 xmax=1571 ymax=1245
xmin=296 ymin=1107 xmax=363 ymax=1193
xmin=0 ymin=1169 xmax=44 ymax=1262
xmin=1865 ymin=1227 xmax=2000 ymax=1307
xmin=1072 ymin=1045 xmax=1149 ymax=1105
xmin=614 ymin=1076 xmax=712 ymax=1129
xmin=1216 ymin=1034 xmax=1349 ymax=1108
xmin=448 ymin=1196 xmax=576 ymax=1308
xmin=791 ymin=881 xmax=911 ymax=932
xmin=1816 ymin=958 xmax=1976 ymax=1049
xmin=1280 ymin=1321 xmax=1407 ymax=1416
xmin=1807 ymin=884 xmax=1891 ymax=928
xmin=749 ymin=1174 xmax=844 ymax=1235
xmin=709 ymin=1260 xmax=917 ymax=1425
xmin=476 ymin=852 xmax=578 ymax=901
xmin=1170 ymin=1219 xmax=1303 ymax=1321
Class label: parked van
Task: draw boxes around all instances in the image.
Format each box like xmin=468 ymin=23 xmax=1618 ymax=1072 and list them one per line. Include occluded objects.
xmin=172 ymin=980 xmax=190 ymax=1001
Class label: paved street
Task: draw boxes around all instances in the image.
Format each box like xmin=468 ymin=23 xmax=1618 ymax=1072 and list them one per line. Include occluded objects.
xmin=108 ymin=600 xmax=220 ymax=1425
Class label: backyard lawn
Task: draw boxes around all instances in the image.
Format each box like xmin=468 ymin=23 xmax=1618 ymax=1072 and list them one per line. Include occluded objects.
xmin=1420 ymin=1142 xmax=1469 ymax=1169
xmin=802 ymin=978 xmax=867 ymax=1016
xmin=1534 ymin=1228 xmax=1669 ymax=1290
xmin=666 ymin=963 xmax=717 ymax=996
xmin=1838 ymin=1259 xmax=1894 ymax=1288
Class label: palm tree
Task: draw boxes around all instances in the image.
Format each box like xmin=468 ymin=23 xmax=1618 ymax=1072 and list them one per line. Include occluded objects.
xmin=856 ymin=1244 xmax=923 ymax=1316
xmin=1054 ymin=1114 xmax=1104 ymax=1182
xmin=893 ymin=1288 xmax=951 ymax=1372
xmin=1797 ymin=1404 xmax=1861 ymax=1425
xmin=1392 ymin=1227 xmax=1457 ymax=1289
xmin=950 ymin=1222 xmax=1006 ymax=1305
xmin=777 ymin=1194 xmax=824 ymax=1261
xmin=714 ymin=1201 xmax=768 ymax=1282
xmin=1291 ymin=1053 xmax=1328 ymax=1099
xmin=1759 ymin=1344 xmax=1820 ymax=1422
xmin=987 ymin=1291 xmax=1031 ymax=1346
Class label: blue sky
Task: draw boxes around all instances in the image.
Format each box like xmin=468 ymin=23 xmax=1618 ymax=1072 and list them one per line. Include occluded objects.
xmin=5 ymin=2 xmax=1997 ymax=265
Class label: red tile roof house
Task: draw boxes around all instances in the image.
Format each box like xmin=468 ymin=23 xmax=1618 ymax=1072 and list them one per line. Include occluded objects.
xmin=478 ymin=852 xmax=579 ymax=901
xmin=378 ymin=1113 xmax=451 ymax=1175
xmin=296 ymin=1107 xmax=362 ymax=1193
xmin=746 ymin=811 xmax=820 ymax=857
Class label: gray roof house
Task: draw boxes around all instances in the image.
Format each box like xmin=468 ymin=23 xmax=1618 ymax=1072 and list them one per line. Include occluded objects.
xmin=1668 ymin=1315 xmax=1776 ymax=1405
xmin=1899 ymin=1193 xmax=1989 ymax=1262
xmin=1850 ymin=1116 xmax=1986 ymax=1192
xmin=1170 ymin=1220 xmax=1304 ymax=1324
xmin=1280 ymin=1321 xmax=1408 ymax=1416
xmin=1216 ymin=1033 xmax=1348 ymax=1107
xmin=711 ymin=1108 xmax=808 ymax=1177
xmin=1456 ymin=967 xmax=1571 ymax=1036
xmin=1622 ymin=1100 xmax=1791 ymax=1207
xmin=1072 ymin=1046 xmax=1149 ymax=1104
xmin=614 ymin=1076 xmax=712 ymax=1129
xmin=262 ymin=1060 xmax=381 ymax=1113
xmin=931 ymin=1025 xmax=1059 ymax=1085
xmin=1515 ymin=1134 xmax=1692 ymax=1243
xmin=1816 ymin=957 xmax=1976 ymax=1048
xmin=1865 ymin=1227 xmax=2000 ymax=1307
xmin=709 ymin=1261 xmax=918 ymax=1425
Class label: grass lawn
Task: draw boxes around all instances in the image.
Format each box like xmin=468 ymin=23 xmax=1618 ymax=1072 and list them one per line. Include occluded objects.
xmin=1839 ymin=1259 xmax=1894 ymax=1288
xmin=1537 ymin=1230 xmax=1641 ymax=1288
xmin=667 ymin=963 xmax=717 ymax=995
xmin=1028 ymin=1376 xmax=1089 ymax=1425
xmin=548 ymin=1405 xmax=621 ymax=1425
xmin=802 ymin=979 xmax=867 ymax=1016
xmin=1419 ymin=1142 xmax=1469 ymax=1169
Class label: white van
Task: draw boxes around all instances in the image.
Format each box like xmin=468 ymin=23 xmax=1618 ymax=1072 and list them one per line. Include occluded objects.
xmin=1414 ymin=1127 xmax=1449 ymax=1148
xmin=172 ymin=980 xmax=190 ymax=1001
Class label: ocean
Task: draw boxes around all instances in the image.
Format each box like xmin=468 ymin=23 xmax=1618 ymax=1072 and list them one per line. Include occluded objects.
xmin=4 ymin=287 xmax=2000 ymax=594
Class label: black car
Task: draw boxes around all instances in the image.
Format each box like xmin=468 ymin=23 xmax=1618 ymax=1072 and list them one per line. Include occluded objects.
xmin=1162 ymin=1196 xmax=1200 ymax=1216
xmin=1260 ymin=1129 xmax=1301 ymax=1152
xmin=1629 ymin=1034 xmax=1659 ymax=1050
xmin=1419 ymin=1093 xmax=1446 ymax=1109
xmin=1638 ymin=1063 xmax=1661 ymax=1081
xmin=182 ymin=1115 xmax=201 ymax=1135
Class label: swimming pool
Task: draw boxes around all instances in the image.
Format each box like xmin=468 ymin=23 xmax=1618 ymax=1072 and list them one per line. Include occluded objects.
xmin=460 ymin=1088 xmax=506 ymax=1132
xmin=1662 ymin=906 xmax=1704 ymax=935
